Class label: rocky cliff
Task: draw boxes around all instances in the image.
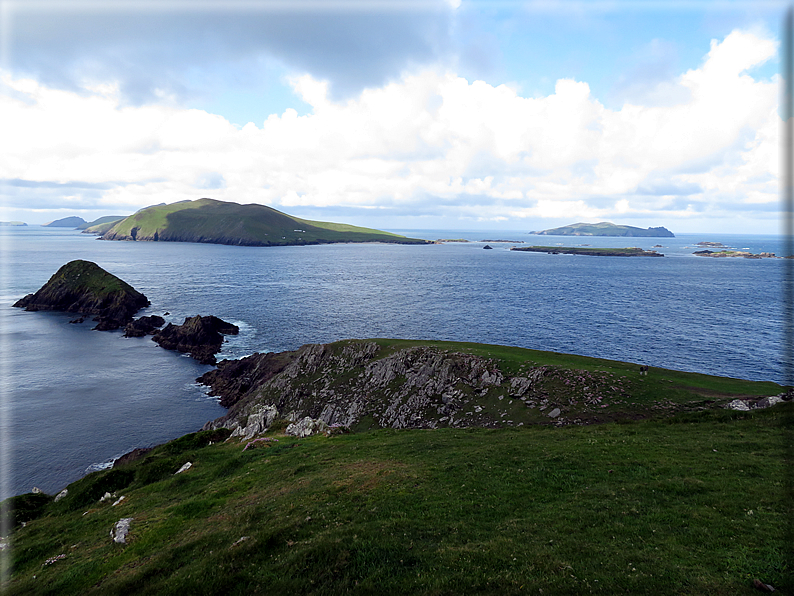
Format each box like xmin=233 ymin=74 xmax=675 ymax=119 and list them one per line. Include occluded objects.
xmin=13 ymin=260 xmax=150 ymax=330
xmin=200 ymin=340 xmax=636 ymax=434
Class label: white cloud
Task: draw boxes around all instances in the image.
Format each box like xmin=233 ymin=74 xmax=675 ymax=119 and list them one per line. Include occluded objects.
xmin=0 ymin=29 xmax=781 ymax=230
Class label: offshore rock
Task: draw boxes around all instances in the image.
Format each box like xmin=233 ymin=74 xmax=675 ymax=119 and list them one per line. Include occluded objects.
xmin=123 ymin=315 xmax=165 ymax=337
xmin=152 ymin=315 xmax=239 ymax=364
xmin=13 ymin=260 xmax=149 ymax=330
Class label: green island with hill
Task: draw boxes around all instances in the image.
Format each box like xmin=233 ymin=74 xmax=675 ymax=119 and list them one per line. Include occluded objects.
xmin=3 ymin=337 xmax=791 ymax=595
xmin=94 ymin=198 xmax=428 ymax=246
xmin=532 ymin=222 xmax=675 ymax=238
xmin=512 ymin=246 xmax=663 ymax=257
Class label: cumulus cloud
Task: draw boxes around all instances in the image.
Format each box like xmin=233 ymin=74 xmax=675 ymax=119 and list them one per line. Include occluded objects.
xmin=7 ymin=2 xmax=455 ymax=103
xmin=0 ymin=29 xmax=781 ymax=230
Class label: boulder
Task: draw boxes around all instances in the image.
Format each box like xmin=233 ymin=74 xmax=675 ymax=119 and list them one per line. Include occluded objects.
xmin=111 ymin=518 xmax=133 ymax=544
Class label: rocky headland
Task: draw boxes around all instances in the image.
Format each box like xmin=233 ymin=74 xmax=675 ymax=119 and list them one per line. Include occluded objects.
xmin=199 ymin=340 xmax=635 ymax=436
xmin=152 ymin=315 xmax=239 ymax=364
xmin=13 ymin=260 xmax=150 ymax=330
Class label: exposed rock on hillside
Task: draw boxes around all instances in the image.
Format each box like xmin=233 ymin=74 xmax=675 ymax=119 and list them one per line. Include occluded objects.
xmin=13 ymin=260 xmax=150 ymax=330
xmin=200 ymin=340 xmax=636 ymax=435
xmin=152 ymin=315 xmax=239 ymax=364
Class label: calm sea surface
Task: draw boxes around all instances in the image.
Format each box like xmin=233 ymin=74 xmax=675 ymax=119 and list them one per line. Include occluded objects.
xmin=0 ymin=227 xmax=786 ymax=498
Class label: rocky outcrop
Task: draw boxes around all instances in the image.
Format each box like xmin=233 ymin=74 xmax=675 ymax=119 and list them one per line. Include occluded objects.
xmin=123 ymin=315 xmax=165 ymax=337
xmin=13 ymin=260 xmax=149 ymax=330
xmin=200 ymin=341 xmax=607 ymax=434
xmin=285 ymin=417 xmax=328 ymax=437
xmin=725 ymin=392 xmax=791 ymax=411
xmin=152 ymin=315 xmax=239 ymax=364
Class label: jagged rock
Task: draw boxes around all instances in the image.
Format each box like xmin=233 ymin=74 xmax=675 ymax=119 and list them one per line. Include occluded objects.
xmin=123 ymin=315 xmax=165 ymax=337
xmin=31 ymin=487 xmax=42 ymax=494
xmin=152 ymin=315 xmax=239 ymax=364
xmin=285 ymin=417 xmax=328 ymax=437
xmin=229 ymin=405 xmax=279 ymax=440
xmin=13 ymin=260 xmax=149 ymax=330
xmin=111 ymin=518 xmax=133 ymax=544
xmin=54 ymin=489 xmax=68 ymax=502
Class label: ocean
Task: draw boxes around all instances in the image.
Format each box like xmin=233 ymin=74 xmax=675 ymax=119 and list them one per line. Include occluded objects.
xmin=0 ymin=226 xmax=786 ymax=498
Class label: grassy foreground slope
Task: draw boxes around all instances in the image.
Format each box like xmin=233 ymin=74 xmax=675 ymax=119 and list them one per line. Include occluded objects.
xmin=100 ymin=199 xmax=428 ymax=246
xmin=4 ymin=340 xmax=790 ymax=595
xmin=5 ymin=408 xmax=791 ymax=595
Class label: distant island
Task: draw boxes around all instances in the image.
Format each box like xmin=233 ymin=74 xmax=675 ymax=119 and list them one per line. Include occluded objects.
xmin=531 ymin=222 xmax=674 ymax=238
xmin=96 ymin=198 xmax=429 ymax=246
xmin=43 ymin=216 xmax=87 ymax=228
xmin=693 ymin=250 xmax=778 ymax=259
xmin=512 ymin=246 xmax=663 ymax=257
xmin=0 ymin=221 xmax=26 ymax=226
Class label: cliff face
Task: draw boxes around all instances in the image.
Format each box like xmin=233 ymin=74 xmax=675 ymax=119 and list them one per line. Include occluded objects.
xmin=13 ymin=260 xmax=150 ymax=330
xmin=200 ymin=340 xmax=634 ymax=433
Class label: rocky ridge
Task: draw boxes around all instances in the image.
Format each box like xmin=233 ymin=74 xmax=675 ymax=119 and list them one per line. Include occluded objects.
xmin=200 ymin=341 xmax=638 ymax=435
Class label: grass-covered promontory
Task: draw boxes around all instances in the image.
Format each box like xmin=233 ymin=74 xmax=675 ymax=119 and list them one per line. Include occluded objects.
xmin=100 ymin=199 xmax=429 ymax=246
xmin=4 ymin=340 xmax=790 ymax=595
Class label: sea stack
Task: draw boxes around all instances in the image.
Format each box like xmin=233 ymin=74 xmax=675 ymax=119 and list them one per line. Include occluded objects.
xmin=13 ymin=260 xmax=150 ymax=330
xmin=152 ymin=315 xmax=239 ymax=364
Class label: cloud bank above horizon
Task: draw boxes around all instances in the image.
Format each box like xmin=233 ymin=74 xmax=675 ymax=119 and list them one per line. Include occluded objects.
xmin=0 ymin=2 xmax=784 ymax=233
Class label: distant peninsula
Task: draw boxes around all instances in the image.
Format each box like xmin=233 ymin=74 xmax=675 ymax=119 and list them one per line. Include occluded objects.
xmin=531 ymin=222 xmax=674 ymax=238
xmin=79 ymin=216 xmax=127 ymax=234
xmin=511 ymin=246 xmax=663 ymax=257
xmin=44 ymin=216 xmax=87 ymax=228
xmin=0 ymin=221 xmax=26 ymax=226
xmin=97 ymin=198 xmax=429 ymax=246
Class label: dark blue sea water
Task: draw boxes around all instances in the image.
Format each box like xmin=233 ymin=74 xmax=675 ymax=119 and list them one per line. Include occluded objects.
xmin=0 ymin=227 xmax=786 ymax=498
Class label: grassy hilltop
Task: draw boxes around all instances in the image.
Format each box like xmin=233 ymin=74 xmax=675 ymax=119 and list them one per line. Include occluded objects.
xmin=99 ymin=199 xmax=428 ymax=246
xmin=3 ymin=340 xmax=791 ymax=595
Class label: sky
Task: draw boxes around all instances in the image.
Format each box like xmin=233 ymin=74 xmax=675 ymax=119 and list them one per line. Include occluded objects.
xmin=0 ymin=0 xmax=788 ymax=233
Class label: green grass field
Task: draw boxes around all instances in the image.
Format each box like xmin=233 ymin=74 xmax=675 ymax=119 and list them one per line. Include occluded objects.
xmin=4 ymin=401 xmax=790 ymax=594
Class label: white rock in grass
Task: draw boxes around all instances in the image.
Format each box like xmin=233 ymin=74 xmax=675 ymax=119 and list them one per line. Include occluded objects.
xmin=111 ymin=518 xmax=133 ymax=544
xmin=175 ymin=462 xmax=192 ymax=474
xmin=54 ymin=489 xmax=68 ymax=502
xmin=726 ymin=399 xmax=750 ymax=411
